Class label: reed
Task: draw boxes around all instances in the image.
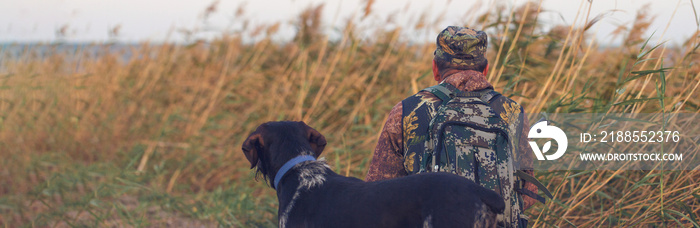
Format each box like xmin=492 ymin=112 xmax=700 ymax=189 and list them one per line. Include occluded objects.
xmin=0 ymin=1 xmax=698 ymax=227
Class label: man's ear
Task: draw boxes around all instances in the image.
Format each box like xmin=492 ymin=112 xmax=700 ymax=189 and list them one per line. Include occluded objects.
xmin=432 ymin=59 xmax=440 ymax=82
xmin=242 ymin=133 xmax=263 ymax=169
xmin=300 ymin=121 xmax=326 ymax=158
xmin=482 ymin=63 xmax=489 ymax=76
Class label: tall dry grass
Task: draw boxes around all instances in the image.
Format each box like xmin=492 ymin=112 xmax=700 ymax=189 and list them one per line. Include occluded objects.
xmin=1 ymin=0 xmax=699 ymax=227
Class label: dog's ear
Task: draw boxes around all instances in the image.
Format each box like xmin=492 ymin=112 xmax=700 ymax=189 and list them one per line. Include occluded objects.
xmin=301 ymin=122 xmax=327 ymax=157
xmin=242 ymin=133 xmax=263 ymax=169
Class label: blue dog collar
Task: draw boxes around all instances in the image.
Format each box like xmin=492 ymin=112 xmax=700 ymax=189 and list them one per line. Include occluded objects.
xmin=273 ymin=155 xmax=316 ymax=189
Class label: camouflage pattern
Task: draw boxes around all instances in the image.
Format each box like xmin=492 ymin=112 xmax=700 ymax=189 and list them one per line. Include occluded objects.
xmin=434 ymin=26 xmax=488 ymax=70
xmin=402 ymin=82 xmax=526 ymax=227
xmin=366 ymin=70 xmax=538 ymax=226
xmin=402 ymin=93 xmax=443 ymax=175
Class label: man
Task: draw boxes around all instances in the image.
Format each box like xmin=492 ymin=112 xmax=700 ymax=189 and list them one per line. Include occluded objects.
xmin=365 ymin=26 xmax=538 ymax=227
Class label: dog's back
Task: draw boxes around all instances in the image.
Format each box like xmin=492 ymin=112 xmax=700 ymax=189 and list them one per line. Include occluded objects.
xmin=281 ymin=162 xmax=504 ymax=228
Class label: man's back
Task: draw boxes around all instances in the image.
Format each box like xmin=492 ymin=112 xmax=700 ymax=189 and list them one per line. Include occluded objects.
xmin=365 ymin=26 xmax=538 ymax=227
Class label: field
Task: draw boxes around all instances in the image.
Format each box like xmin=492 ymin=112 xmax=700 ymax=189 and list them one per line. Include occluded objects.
xmin=1 ymin=1 xmax=699 ymax=227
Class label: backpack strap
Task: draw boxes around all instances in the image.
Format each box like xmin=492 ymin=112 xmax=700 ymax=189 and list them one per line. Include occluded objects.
xmin=480 ymin=90 xmax=500 ymax=103
xmin=515 ymin=170 xmax=553 ymax=203
xmin=422 ymin=83 xmax=454 ymax=102
xmin=426 ymin=83 xmax=499 ymax=103
xmin=402 ymin=89 xmax=445 ymax=174
xmin=517 ymin=187 xmax=546 ymax=204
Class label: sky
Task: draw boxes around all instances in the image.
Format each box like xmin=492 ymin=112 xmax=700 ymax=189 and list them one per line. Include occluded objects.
xmin=1 ymin=0 xmax=698 ymax=45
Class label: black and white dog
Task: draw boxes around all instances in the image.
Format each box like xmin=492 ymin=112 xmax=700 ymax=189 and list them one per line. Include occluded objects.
xmin=242 ymin=121 xmax=505 ymax=228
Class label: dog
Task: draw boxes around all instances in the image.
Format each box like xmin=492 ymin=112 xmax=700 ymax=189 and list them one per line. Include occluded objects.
xmin=242 ymin=121 xmax=505 ymax=228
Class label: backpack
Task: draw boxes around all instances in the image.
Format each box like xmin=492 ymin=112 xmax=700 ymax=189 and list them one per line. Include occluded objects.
xmin=401 ymin=82 xmax=549 ymax=227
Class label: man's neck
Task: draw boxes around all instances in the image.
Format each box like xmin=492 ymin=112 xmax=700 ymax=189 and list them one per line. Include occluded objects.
xmin=439 ymin=69 xmax=466 ymax=81
xmin=439 ymin=70 xmax=493 ymax=92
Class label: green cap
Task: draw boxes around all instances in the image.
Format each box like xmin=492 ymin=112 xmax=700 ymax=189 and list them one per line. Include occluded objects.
xmin=434 ymin=26 xmax=488 ymax=70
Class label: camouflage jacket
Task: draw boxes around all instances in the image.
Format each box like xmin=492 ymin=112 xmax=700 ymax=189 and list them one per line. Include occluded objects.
xmin=365 ymin=70 xmax=537 ymax=210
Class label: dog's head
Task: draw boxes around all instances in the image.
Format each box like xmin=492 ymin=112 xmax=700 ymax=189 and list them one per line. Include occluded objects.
xmin=241 ymin=121 xmax=327 ymax=185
